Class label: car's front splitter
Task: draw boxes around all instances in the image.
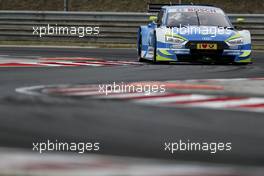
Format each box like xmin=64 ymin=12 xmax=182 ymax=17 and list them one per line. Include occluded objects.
xmin=156 ymin=48 xmax=252 ymax=63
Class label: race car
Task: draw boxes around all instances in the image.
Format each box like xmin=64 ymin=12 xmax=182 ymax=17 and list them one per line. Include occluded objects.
xmin=137 ymin=4 xmax=252 ymax=64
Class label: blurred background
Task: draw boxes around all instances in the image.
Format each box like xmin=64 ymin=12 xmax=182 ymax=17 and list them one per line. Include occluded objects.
xmin=0 ymin=0 xmax=263 ymax=13
xmin=0 ymin=1 xmax=264 ymax=176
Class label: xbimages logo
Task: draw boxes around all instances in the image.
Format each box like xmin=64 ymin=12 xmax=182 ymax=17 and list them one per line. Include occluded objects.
xmin=32 ymin=140 xmax=100 ymax=154
xmin=32 ymin=24 xmax=100 ymax=37
xmin=98 ymin=82 xmax=166 ymax=95
xmin=164 ymin=140 xmax=232 ymax=154
xmin=166 ymin=24 xmax=233 ymax=37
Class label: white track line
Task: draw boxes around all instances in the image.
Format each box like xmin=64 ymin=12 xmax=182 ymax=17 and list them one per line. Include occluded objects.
xmin=134 ymin=94 xmax=215 ymax=104
xmin=187 ymin=98 xmax=264 ymax=108
xmin=62 ymin=90 xmax=105 ymax=96
xmin=99 ymin=92 xmax=166 ymax=99
xmin=0 ymin=60 xmax=142 ymax=67
xmin=0 ymin=147 xmax=262 ymax=176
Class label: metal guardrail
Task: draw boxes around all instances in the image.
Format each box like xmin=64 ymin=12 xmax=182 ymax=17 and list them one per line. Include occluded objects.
xmin=0 ymin=11 xmax=263 ymax=46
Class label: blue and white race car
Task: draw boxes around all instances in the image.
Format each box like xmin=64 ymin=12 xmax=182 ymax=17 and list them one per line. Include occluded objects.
xmin=137 ymin=4 xmax=252 ymax=64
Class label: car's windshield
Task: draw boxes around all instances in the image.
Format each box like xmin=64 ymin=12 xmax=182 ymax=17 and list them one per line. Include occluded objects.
xmin=166 ymin=11 xmax=232 ymax=27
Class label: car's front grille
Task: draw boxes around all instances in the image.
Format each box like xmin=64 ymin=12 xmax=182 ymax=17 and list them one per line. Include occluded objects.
xmin=186 ymin=41 xmax=229 ymax=50
xmin=185 ymin=40 xmax=230 ymax=57
xmin=190 ymin=49 xmax=223 ymax=56
xmin=177 ymin=41 xmax=235 ymax=63
xmin=177 ymin=54 xmax=235 ymax=63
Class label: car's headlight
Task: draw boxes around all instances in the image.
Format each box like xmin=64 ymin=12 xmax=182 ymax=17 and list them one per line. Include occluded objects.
xmin=165 ymin=35 xmax=186 ymax=45
xmin=226 ymin=37 xmax=244 ymax=46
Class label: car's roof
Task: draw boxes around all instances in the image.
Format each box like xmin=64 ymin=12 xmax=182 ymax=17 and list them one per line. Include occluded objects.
xmin=163 ymin=5 xmax=217 ymax=9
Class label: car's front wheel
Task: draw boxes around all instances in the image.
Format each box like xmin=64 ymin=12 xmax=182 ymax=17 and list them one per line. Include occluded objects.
xmin=138 ymin=31 xmax=144 ymax=62
xmin=233 ymin=62 xmax=252 ymax=65
xmin=153 ymin=31 xmax=157 ymax=63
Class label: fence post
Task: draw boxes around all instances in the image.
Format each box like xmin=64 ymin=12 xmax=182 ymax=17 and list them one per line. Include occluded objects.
xmin=64 ymin=0 xmax=69 ymax=11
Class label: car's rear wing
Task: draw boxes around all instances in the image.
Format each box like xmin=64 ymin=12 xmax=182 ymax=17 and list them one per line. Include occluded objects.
xmin=148 ymin=3 xmax=178 ymax=13
xmin=147 ymin=3 xmax=215 ymax=13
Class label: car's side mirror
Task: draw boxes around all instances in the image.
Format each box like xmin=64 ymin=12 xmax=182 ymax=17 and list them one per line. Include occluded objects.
xmin=148 ymin=16 xmax=158 ymax=28
xmin=149 ymin=16 xmax=158 ymax=23
xmin=234 ymin=18 xmax=245 ymax=30
xmin=236 ymin=18 xmax=245 ymax=23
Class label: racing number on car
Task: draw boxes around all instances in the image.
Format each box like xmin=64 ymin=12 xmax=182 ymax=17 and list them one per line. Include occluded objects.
xmin=209 ymin=44 xmax=215 ymax=49
xmin=197 ymin=43 xmax=217 ymax=50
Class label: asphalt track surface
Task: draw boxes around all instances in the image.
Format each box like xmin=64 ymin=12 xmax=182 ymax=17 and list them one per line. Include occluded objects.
xmin=0 ymin=46 xmax=264 ymax=166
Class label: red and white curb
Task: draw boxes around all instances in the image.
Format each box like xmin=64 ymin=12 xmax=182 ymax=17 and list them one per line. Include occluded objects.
xmin=0 ymin=148 xmax=263 ymax=176
xmin=16 ymin=78 xmax=264 ymax=113
xmin=132 ymin=93 xmax=264 ymax=113
xmin=0 ymin=57 xmax=142 ymax=67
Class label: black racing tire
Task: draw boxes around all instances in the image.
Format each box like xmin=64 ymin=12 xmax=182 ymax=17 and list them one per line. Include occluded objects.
xmin=137 ymin=31 xmax=144 ymax=62
xmin=233 ymin=62 xmax=252 ymax=65
xmin=153 ymin=31 xmax=157 ymax=64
